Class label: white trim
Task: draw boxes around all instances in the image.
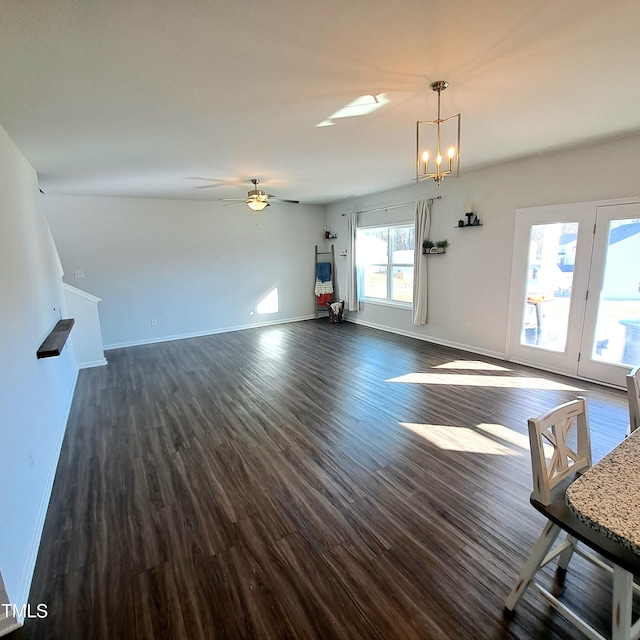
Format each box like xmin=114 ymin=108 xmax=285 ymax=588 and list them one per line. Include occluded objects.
xmin=104 ymin=315 xmax=316 ymax=350
xmin=358 ymin=298 xmax=412 ymax=311
xmin=507 ymin=355 xmax=623 ymax=390
xmin=346 ymin=317 xmax=505 ymax=360
xmin=11 ymin=366 xmax=79 ymax=625
xmin=77 ymin=358 xmax=108 ymax=369
xmin=357 ymin=219 xmax=413 ymax=230
xmin=61 ymin=283 xmax=102 ymax=303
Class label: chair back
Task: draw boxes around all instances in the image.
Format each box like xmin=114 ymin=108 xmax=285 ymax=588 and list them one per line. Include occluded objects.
xmin=627 ymin=366 xmax=640 ymax=435
xmin=528 ymin=396 xmax=592 ymax=506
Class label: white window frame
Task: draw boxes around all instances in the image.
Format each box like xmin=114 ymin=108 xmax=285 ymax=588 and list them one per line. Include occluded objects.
xmin=357 ymin=223 xmax=414 ymax=307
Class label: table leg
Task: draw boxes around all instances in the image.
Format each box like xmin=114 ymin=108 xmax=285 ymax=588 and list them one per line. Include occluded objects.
xmin=612 ymin=565 xmax=632 ymax=640
xmin=535 ymin=302 xmax=542 ymax=345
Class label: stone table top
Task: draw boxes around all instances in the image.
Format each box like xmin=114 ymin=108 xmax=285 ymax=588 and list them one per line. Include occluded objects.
xmin=566 ymin=430 xmax=640 ymax=555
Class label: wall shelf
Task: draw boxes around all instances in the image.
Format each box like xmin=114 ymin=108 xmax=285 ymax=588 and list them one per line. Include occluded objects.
xmin=37 ymin=318 xmax=75 ymax=359
xmin=455 ymin=223 xmax=483 ymax=228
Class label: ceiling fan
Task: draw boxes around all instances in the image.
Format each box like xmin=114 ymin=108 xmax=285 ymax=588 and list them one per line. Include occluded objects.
xmin=214 ymin=178 xmax=300 ymax=211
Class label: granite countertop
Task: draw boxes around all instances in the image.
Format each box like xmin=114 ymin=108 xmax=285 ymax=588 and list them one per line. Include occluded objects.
xmin=566 ymin=430 xmax=640 ymax=555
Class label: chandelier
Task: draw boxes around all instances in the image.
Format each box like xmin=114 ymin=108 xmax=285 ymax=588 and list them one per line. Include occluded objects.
xmin=416 ymin=81 xmax=461 ymax=185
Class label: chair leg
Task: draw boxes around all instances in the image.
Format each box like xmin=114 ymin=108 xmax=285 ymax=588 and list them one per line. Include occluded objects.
xmin=557 ymin=534 xmax=578 ymax=573
xmin=612 ymin=565 xmax=632 ymax=640
xmin=505 ymin=520 xmax=562 ymax=613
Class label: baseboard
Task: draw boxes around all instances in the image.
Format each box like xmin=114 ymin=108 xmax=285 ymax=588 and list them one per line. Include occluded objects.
xmin=345 ymin=317 xmax=506 ymax=361
xmin=77 ymin=358 xmax=108 ymax=369
xmin=344 ymin=318 xmax=621 ymax=391
xmin=11 ymin=365 xmax=79 ymax=624
xmin=103 ymin=315 xmax=316 ymax=350
xmin=506 ymin=356 xmax=624 ymax=390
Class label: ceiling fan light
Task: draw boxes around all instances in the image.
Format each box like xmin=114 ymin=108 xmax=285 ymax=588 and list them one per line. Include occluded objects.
xmin=246 ymin=199 xmax=269 ymax=211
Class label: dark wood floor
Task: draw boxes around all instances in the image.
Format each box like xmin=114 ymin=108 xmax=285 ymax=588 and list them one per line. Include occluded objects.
xmin=10 ymin=320 xmax=634 ymax=640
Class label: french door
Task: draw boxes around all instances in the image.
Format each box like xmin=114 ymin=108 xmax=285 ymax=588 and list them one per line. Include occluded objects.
xmin=507 ymin=198 xmax=640 ymax=387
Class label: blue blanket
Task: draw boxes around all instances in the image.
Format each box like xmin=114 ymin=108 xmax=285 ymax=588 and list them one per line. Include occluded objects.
xmin=316 ymin=262 xmax=331 ymax=282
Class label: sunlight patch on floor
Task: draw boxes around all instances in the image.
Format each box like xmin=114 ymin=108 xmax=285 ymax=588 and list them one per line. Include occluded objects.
xmin=257 ymin=326 xmax=286 ymax=359
xmin=386 ymin=373 xmax=583 ymax=391
xmin=399 ymin=422 xmax=520 ymax=456
xmin=434 ymin=360 xmax=512 ymax=371
xmin=475 ymin=422 xmax=530 ymax=451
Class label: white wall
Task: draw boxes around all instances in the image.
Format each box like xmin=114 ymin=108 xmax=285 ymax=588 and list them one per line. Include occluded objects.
xmin=62 ymin=284 xmax=107 ymax=368
xmin=0 ymin=125 xmax=77 ymax=629
xmin=326 ymin=133 xmax=640 ymax=358
xmin=44 ymin=195 xmax=326 ymax=348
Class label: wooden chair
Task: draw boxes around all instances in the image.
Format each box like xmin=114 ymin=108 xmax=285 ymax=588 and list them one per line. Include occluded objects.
xmin=505 ymin=396 xmax=640 ymax=640
xmin=627 ymin=366 xmax=640 ymax=436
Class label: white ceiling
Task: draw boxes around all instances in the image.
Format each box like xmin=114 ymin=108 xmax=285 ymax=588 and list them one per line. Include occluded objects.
xmin=1 ymin=0 xmax=640 ymax=205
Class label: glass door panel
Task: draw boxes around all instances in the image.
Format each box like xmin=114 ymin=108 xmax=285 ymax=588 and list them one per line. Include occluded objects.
xmin=578 ymin=203 xmax=640 ymax=386
xmin=508 ymin=204 xmax=594 ymax=377
xmin=590 ymin=218 xmax=640 ymax=365
xmin=520 ymin=222 xmax=577 ymax=351
xmin=510 ymin=199 xmax=640 ymax=387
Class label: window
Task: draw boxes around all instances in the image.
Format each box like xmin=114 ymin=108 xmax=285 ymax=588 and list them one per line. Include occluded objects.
xmin=356 ymin=225 xmax=414 ymax=304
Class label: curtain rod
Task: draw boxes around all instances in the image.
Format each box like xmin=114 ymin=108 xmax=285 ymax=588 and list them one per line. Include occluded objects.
xmin=341 ymin=195 xmax=441 ymax=216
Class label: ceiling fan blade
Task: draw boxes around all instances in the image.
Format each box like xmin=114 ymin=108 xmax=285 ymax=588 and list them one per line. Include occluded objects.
xmin=266 ymin=193 xmax=300 ymax=204
xmin=186 ymin=177 xmax=247 ymax=188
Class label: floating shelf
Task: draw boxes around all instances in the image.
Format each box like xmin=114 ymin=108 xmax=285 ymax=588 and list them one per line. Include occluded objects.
xmin=37 ymin=318 xmax=75 ymax=359
xmin=455 ymin=223 xmax=483 ymax=228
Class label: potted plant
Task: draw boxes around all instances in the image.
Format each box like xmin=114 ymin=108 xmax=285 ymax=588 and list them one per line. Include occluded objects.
xmin=422 ymin=239 xmax=435 ymax=254
xmin=436 ymin=239 xmax=449 ymax=254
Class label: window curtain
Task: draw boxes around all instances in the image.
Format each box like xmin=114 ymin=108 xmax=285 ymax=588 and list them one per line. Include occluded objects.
xmin=345 ymin=211 xmax=358 ymax=311
xmin=412 ymin=199 xmax=431 ymax=325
